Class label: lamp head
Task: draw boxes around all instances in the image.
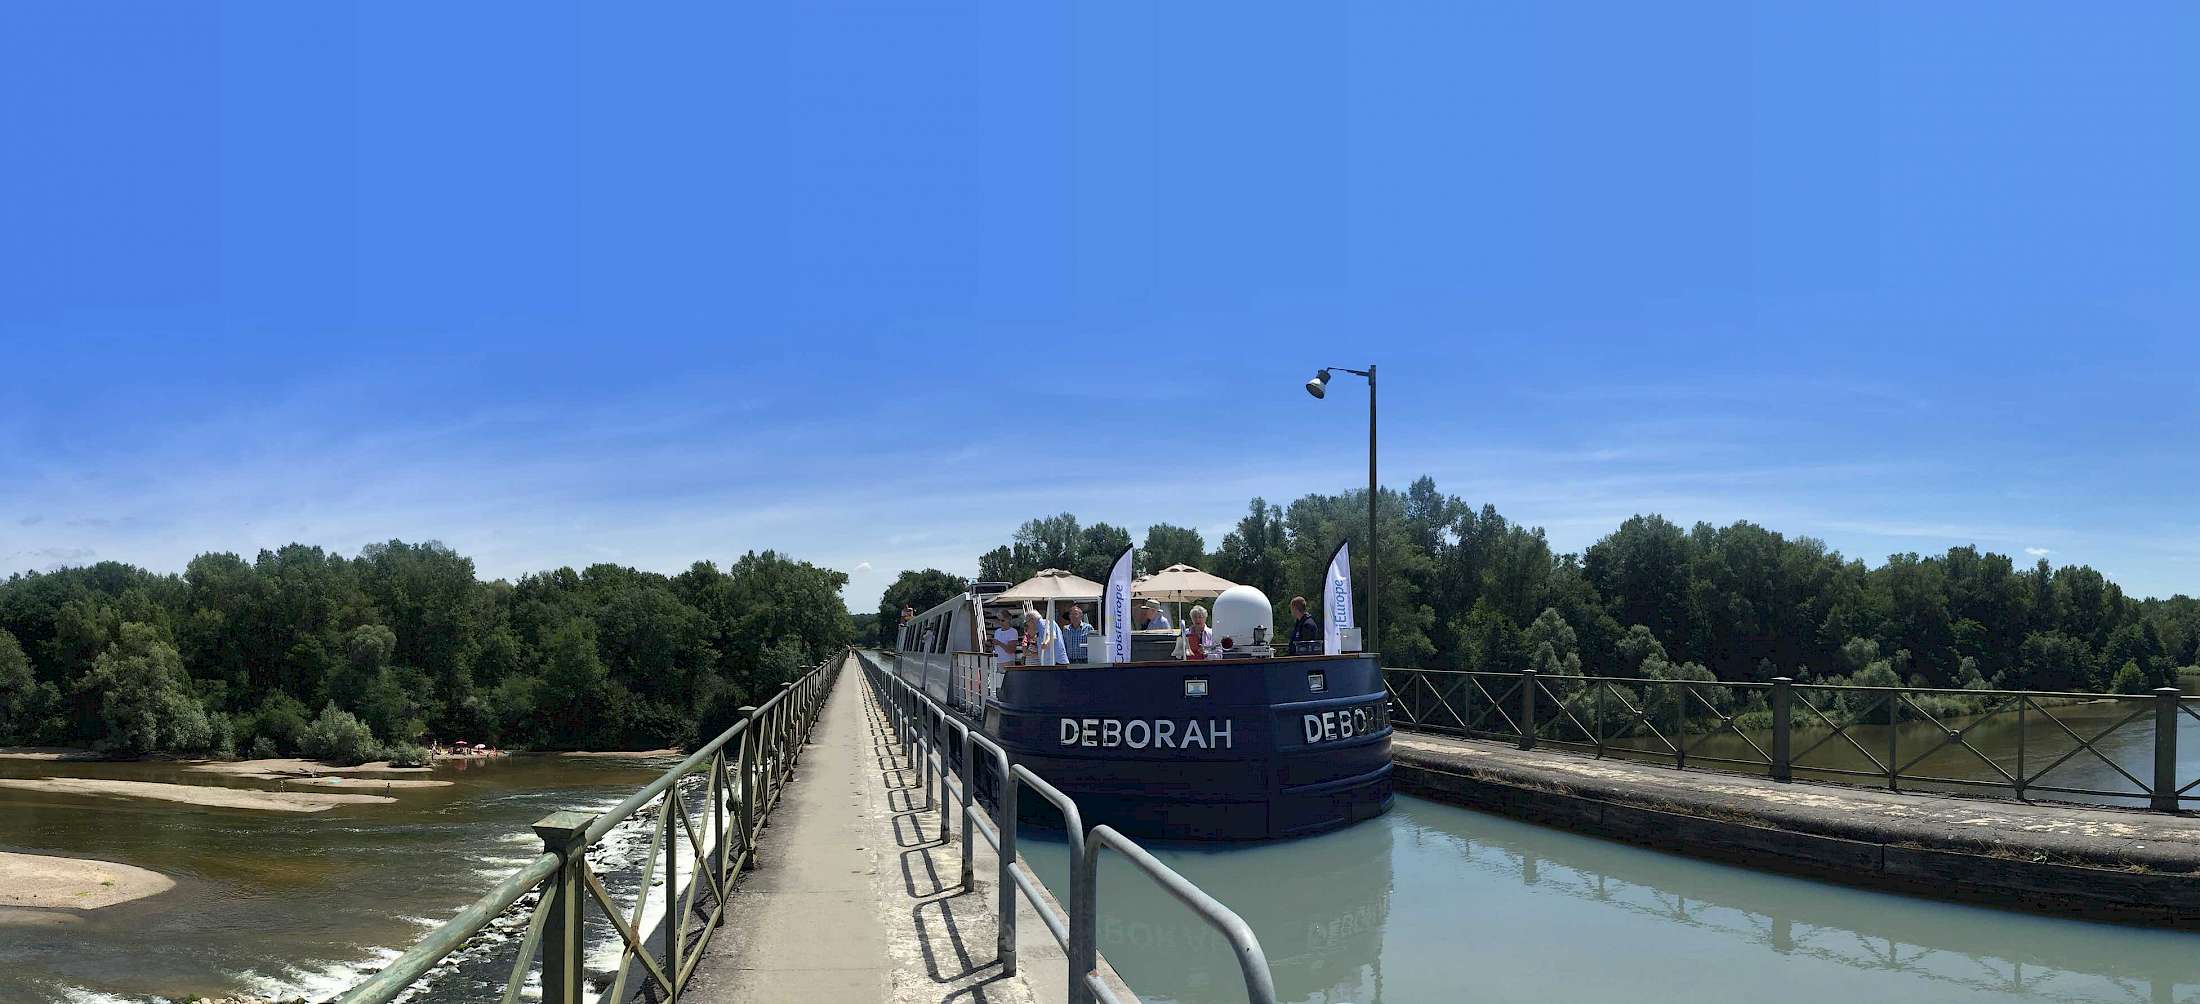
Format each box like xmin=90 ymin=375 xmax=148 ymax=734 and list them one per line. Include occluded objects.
xmin=1305 ymin=369 xmax=1331 ymax=399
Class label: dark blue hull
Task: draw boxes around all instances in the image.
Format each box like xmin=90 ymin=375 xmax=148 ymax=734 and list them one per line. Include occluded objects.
xmin=981 ymin=654 xmax=1393 ymax=841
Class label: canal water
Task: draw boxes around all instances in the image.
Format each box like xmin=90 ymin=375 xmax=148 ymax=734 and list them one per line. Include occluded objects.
xmin=0 ymin=753 xmax=669 ymax=1004
xmin=1020 ymin=793 xmax=2200 ymax=1004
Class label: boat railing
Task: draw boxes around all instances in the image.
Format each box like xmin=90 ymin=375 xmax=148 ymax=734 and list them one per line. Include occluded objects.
xmin=861 ymin=652 xmax=1278 ymax=1004
xmin=333 ymin=650 xmax=847 ymax=1004
xmin=1384 ymin=665 xmax=2195 ymax=812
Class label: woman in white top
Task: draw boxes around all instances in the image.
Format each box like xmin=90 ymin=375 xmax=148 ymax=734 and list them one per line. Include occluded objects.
xmin=1170 ymin=605 xmax=1217 ymax=661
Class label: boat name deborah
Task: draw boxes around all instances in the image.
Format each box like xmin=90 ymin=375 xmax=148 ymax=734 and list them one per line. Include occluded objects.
xmin=1302 ymin=700 xmax=1390 ymax=745
xmin=1059 ymin=717 xmax=1235 ymax=750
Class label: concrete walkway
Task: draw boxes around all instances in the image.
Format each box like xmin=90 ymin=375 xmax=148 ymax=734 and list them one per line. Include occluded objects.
xmin=686 ymin=660 xmax=1075 ymax=1003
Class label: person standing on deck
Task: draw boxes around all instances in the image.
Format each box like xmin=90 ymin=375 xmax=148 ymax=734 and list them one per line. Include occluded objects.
xmin=1024 ymin=606 xmax=1062 ymax=665
xmin=1144 ymin=601 xmax=1172 ymax=631
xmin=1059 ymin=603 xmax=1092 ymax=662
xmin=1289 ymin=596 xmax=1322 ymax=653
xmin=992 ymin=609 xmax=1022 ymax=664
xmin=1171 ymin=605 xmax=1215 ymax=660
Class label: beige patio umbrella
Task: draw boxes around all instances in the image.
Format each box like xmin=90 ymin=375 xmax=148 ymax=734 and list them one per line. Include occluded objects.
xmin=992 ymin=568 xmax=1104 ymax=602
xmin=1130 ymin=563 xmax=1236 ymax=602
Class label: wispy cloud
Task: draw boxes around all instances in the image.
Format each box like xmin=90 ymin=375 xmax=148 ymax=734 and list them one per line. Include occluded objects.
xmin=2025 ymin=547 xmax=2053 ymax=558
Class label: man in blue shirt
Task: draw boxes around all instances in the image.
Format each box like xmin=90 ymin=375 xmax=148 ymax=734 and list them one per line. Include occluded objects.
xmin=1059 ymin=603 xmax=1093 ymax=662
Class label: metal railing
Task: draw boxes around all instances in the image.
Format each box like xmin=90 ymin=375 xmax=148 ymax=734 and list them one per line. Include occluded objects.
xmin=336 ymin=651 xmax=847 ymax=1004
xmin=1386 ymin=667 xmax=2196 ymax=812
xmin=863 ymin=652 xmax=1277 ymax=1004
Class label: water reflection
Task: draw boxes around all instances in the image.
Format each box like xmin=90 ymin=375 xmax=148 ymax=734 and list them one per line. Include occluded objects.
xmin=1020 ymin=795 xmax=2200 ymax=1004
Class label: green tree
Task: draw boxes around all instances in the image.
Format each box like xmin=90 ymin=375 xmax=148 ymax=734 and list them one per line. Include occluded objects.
xmin=1522 ymin=607 xmax=1582 ymax=676
xmin=877 ymin=569 xmax=971 ymax=648
xmin=1141 ymin=524 xmax=1208 ymax=573
xmin=301 ymin=702 xmax=383 ymax=765
xmin=75 ymin=622 xmax=212 ymax=756
xmin=0 ymin=628 xmax=58 ymax=744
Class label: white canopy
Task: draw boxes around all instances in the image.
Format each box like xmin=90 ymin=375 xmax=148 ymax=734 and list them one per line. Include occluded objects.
xmin=1131 ymin=563 xmax=1237 ymax=602
xmin=991 ymin=568 xmax=1104 ymax=602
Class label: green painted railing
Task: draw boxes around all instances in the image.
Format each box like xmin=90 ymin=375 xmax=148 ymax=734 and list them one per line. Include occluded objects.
xmin=1386 ymin=667 xmax=2195 ymax=812
xmin=335 ymin=650 xmax=847 ymax=1004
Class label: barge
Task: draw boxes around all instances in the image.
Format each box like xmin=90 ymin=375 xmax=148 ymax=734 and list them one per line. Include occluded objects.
xmin=892 ymin=579 xmax=1392 ymax=841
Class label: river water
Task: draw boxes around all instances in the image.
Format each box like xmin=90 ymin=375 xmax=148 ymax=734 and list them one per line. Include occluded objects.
xmin=0 ymin=753 xmax=669 ymax=1004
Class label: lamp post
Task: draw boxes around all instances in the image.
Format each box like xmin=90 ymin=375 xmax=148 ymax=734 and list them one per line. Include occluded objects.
xmin=1304 ymin=364 xmax=1377 ymax=653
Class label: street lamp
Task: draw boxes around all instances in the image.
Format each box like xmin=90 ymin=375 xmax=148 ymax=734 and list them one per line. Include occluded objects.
xmin=1304 ymin=364 xmax=1377 ymax=653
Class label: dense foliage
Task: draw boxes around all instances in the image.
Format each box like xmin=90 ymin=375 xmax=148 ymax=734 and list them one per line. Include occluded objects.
xmin=0 ymin=541 xmax=853 ymax=758
xmin=977 ymin=478 xmax=2200 ymax=694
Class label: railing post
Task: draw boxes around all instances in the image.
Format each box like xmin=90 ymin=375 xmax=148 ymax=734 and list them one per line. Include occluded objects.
xmin=778 ymin=682 xmax=796 ymax=781
xmin=1887 ymin=692 xmax=1900 ymax=791
xmin=709 ymin=750 xmax=727 ymax=923
xmin=1674 ymin=683 xmax=1686 ymax=769
xmin=2154 ymin=688 xmax=2181 ymax=812
xmin=998 ymin=761 xmax=1019 ymax=977
xmin=938 ymin=721 xmax=951 ymax=840
xmin=1771 ymin=677 xmax=1793 ymax=783
xmin=959 ymin=729 xmax=976 ymax=890
xmin=1069 ymin=838 xmax=1096 ymax=1004
xmin=532 ymin=811 xmax=594 ymax=1004
xmin=1518 ymin=670 xmax=1538 ymax=751
xmin=663 ymin=799 xmax=682 ymax=995
xmin=736 ymin=708 xmax=759 ymax=867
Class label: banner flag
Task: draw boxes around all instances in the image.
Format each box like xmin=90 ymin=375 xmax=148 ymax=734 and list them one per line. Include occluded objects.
xmin=1105 ymin=546 xmax=1136 ymax=663
xmin=1324 ymin=539 xmax=1354 ymax=655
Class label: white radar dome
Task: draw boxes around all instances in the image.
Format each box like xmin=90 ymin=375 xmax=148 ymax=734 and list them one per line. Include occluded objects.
xmin=1210 ymin=585 xmax=1274 ymax=650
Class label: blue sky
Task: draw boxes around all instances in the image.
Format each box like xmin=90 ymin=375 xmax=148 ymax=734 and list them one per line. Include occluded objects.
xmin=1 ymin=3 xmax=2195 ymax=608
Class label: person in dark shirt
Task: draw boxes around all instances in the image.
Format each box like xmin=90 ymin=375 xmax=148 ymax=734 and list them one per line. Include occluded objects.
xmin=1289 ymin=595 xmax=1322 ymax=652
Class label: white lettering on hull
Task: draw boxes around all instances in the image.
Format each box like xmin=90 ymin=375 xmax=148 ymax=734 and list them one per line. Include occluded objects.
xmin=1058 ymin=718 xmax=1235 ymax=750
xmin=1302 ymin=702 xmax=1390 ymax=745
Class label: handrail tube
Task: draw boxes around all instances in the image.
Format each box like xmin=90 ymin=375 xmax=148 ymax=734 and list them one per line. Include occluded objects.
xmin=1080 ymin=825 xmax=1279 ymax=1004
xmin=341 ymin=853 xmax=561 ymax=1000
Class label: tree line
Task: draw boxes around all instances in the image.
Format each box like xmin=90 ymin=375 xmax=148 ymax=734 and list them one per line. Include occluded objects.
xmin=0 ymin=541 xmax=854 ymax=761
xmin=878 ymin=476 xmax=2199 ymax=695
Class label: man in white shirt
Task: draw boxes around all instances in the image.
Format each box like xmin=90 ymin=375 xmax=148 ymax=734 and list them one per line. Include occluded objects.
xmin=1143 ymin=601 xmax=1172 ymax=631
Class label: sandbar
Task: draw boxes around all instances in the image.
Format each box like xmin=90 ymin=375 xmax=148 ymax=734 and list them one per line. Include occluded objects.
xmin=0 ymin=850 xmax=175 ymax=909
xmin=279 ymin=776 xmax=451 ymax=790
xmin=0 ymin=777 xmax=397 ymax=812
xmin=0 ymin=746 xmax=102 ymax=761
xmin=185 ymin=756 xmax=432 ymax=777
